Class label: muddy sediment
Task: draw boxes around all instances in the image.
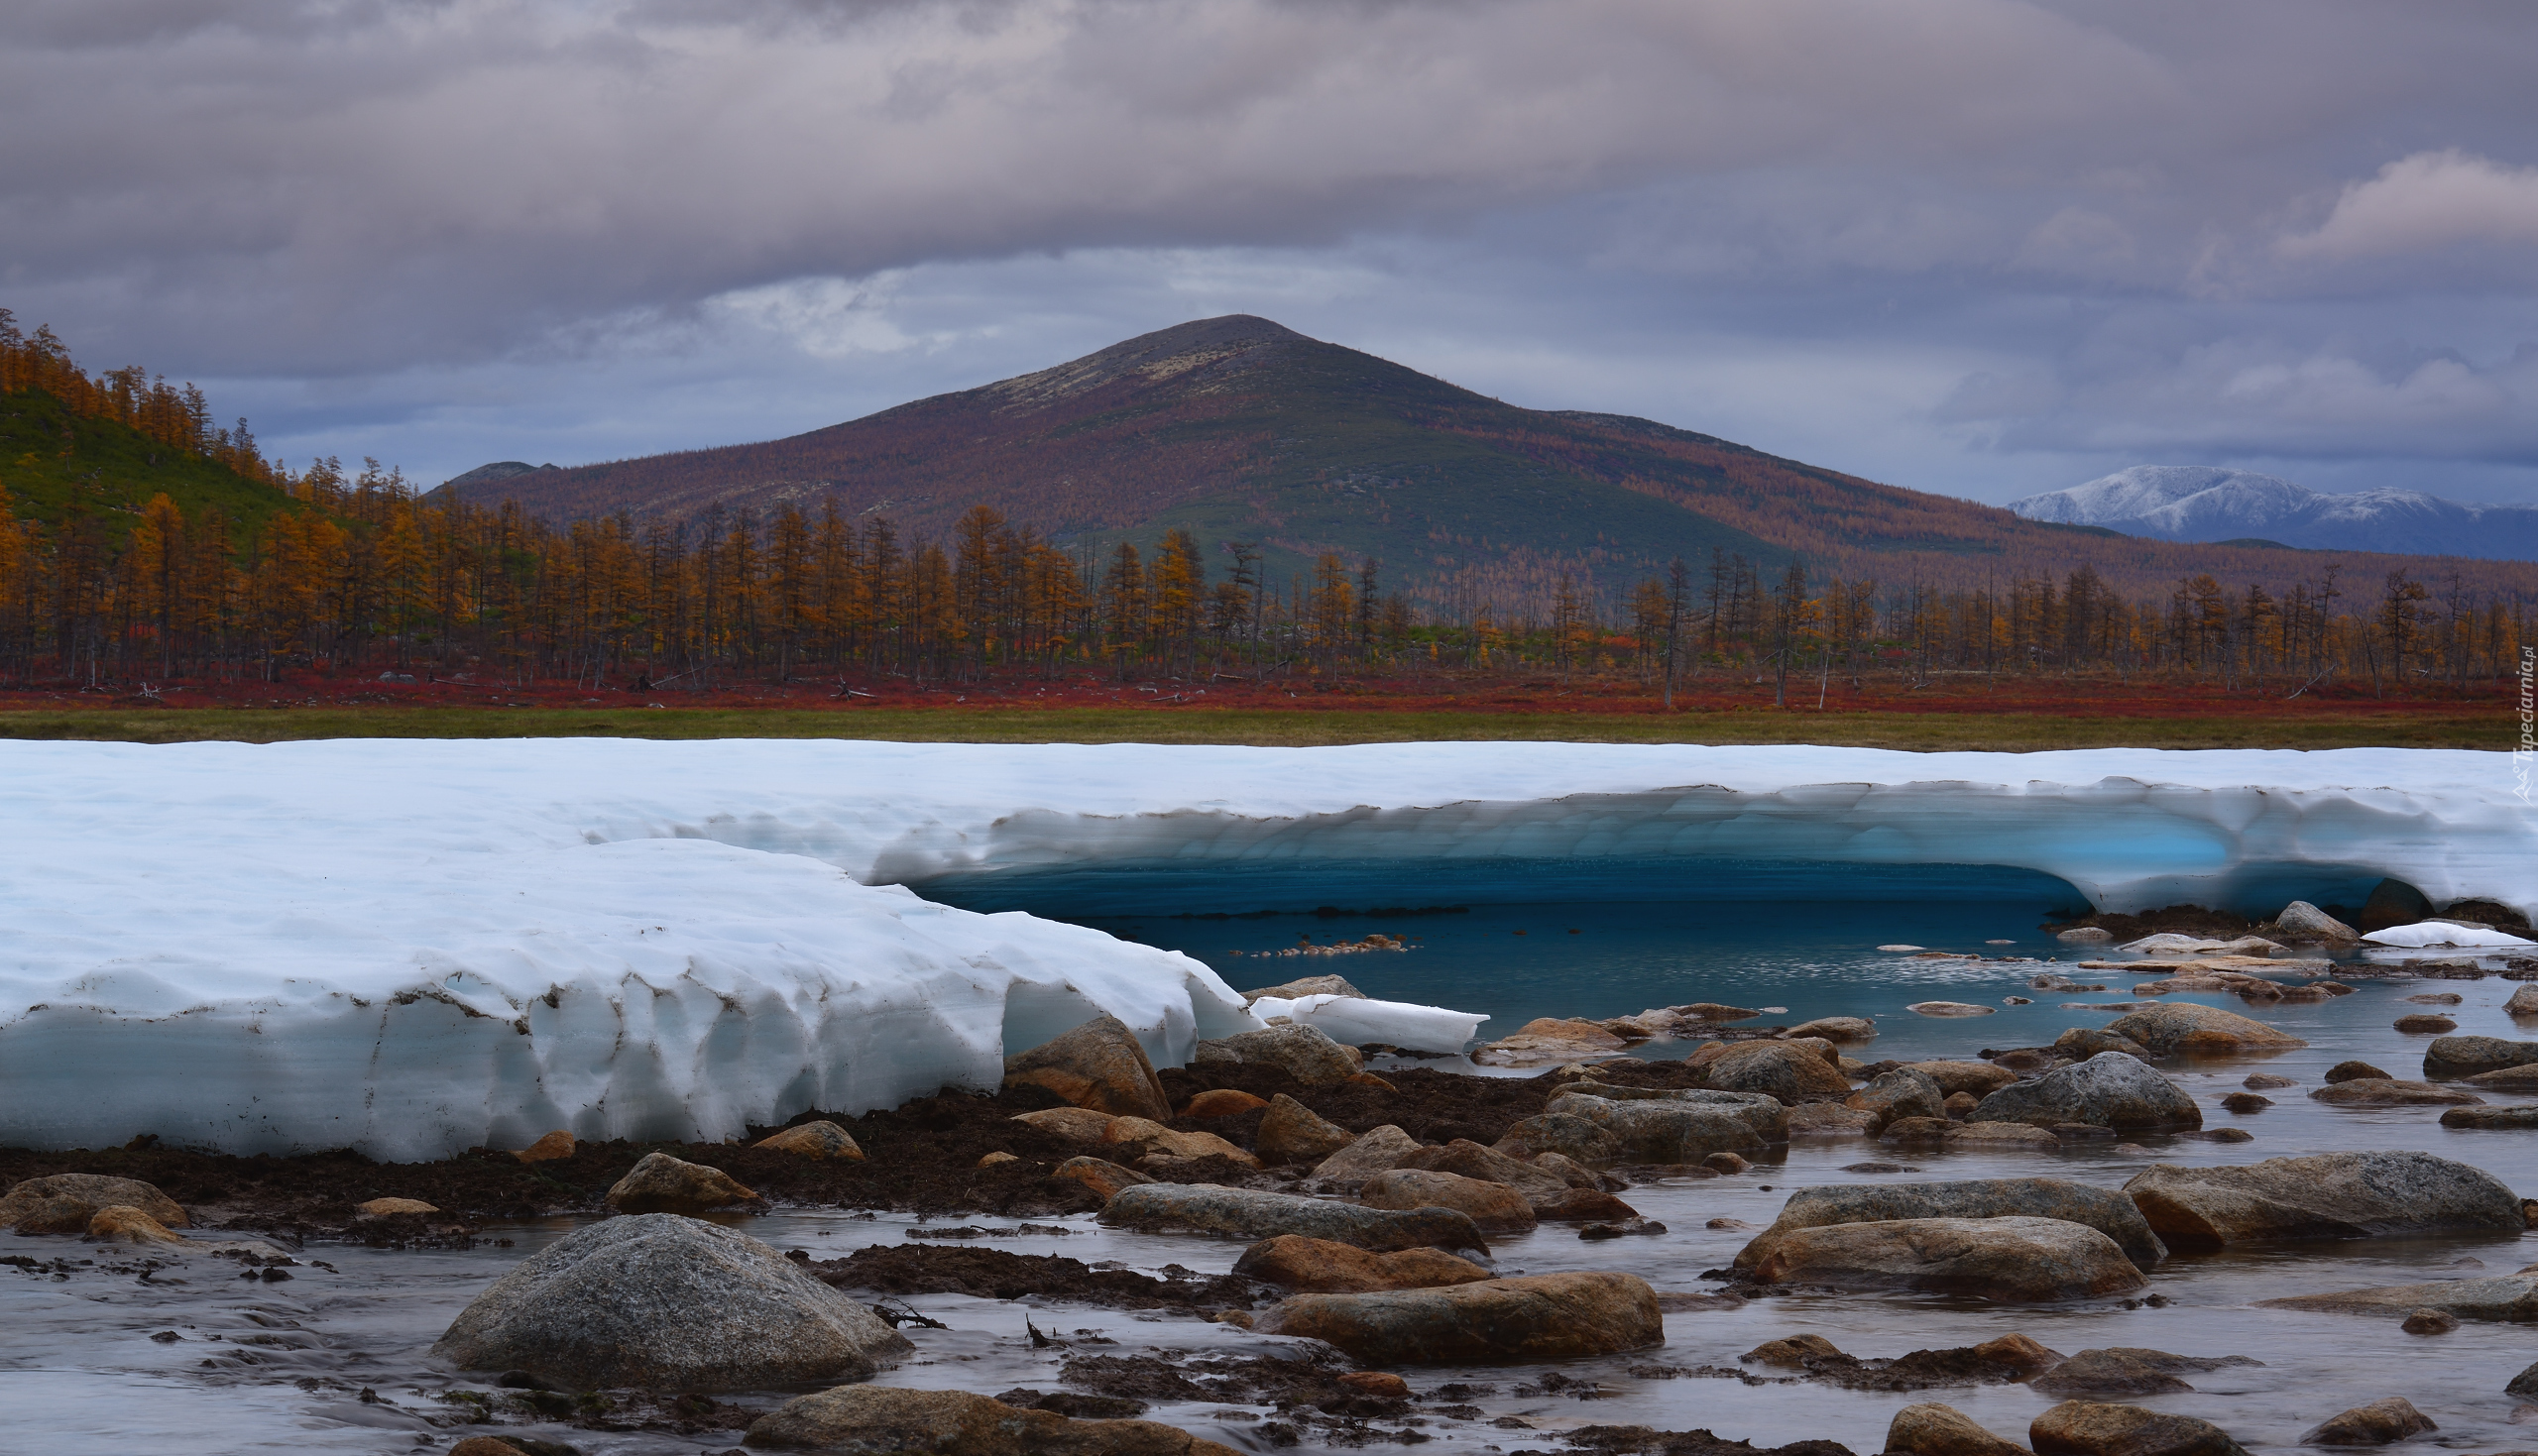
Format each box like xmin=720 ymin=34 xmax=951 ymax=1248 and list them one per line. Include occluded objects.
xmin=812 ymin=1242 xmax=1270 ymax=1312
xmin=0 ymin=1059 xmax=1723 ymax=1236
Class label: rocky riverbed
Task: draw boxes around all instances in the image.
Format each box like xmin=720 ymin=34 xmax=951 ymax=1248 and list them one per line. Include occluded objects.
xmin=9 ymin=936 xmax=2538 ymax=1455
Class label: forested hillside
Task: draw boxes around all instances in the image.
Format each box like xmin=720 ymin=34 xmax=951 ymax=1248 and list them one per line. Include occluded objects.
xmin=430 ymin=315 xmax=2538 ymax=613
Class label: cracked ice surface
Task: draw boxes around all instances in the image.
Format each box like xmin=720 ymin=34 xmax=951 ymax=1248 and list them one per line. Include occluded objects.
xmin=2 ymin=738 xmax=2523 ymax=1158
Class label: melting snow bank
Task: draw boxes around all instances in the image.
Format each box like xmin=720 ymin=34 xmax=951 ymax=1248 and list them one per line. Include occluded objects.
xmin=0 ymin=832 xmax=1256 ymax=1161
xmin=5 ymin=735 xmax=2506 ymax=913
xmin=3 ymin=737 xmax=2522 ymax=1157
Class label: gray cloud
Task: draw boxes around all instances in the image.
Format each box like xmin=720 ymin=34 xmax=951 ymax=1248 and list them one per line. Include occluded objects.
xmin=2 ymin=0 xmax=2533 ymax=502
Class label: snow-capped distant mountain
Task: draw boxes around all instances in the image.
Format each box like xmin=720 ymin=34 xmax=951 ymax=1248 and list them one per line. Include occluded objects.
xmin=2010 ymin=466 xmax=2538 ymax=561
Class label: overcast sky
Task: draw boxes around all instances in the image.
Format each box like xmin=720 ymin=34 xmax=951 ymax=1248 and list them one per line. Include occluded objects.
xmin=6 ymin=0 xmax=2536 ymax=504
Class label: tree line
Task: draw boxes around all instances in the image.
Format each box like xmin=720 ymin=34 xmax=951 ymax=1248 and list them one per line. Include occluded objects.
xmin=0 ymin=311 xmax=2526 ymax=696
xmin=2 ymin=463 xmax=2526 ymax=698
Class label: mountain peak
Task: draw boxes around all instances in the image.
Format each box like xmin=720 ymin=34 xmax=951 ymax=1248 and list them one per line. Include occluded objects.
xmin=977 ymin=313 xmax=1311 ymax=411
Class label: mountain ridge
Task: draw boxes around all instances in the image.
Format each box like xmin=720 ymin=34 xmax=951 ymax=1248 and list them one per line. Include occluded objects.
xmin=2012 ymin=465 xmax=2538 ymax=560
xmin=431 ymin=317 xmax=2538 ymax=603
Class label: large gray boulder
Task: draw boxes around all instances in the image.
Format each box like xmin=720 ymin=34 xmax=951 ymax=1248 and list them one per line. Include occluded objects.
xmin=2123 ymin=1152 xmax=2524 ymax=1251
xmin=1192 ymin=1023 xmax=1363 ymax=1085
xmin=1741 ymin=1216 xmax=2146 ymax=1301
xmin=430 ymin=1214 xmax=910 ymax=1391
xmin=1529 ymin=1085 xmax=1788 ymax=1163
xmin=2256 ymin=1274 xmax=2538 ymax=1321
xmin=1730 ymin=1177 xmax=2166 ymax=1275
xmin=1098 ymin=1182 xmax=1489 ymax=1256
xmin=1255 ymin=1272 xmax=1661 ymax=1363
xmin=2104 ymin=1004 xmax=2305 ymax=1057
xmin=1969 ymin=1054 xmax=2202 ymax=1131
xmin=2423 ymin=1035 xmax=2538 ymax=1079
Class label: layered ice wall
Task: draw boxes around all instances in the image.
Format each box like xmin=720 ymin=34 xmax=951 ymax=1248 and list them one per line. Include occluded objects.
xmin=3 ymin=738 xmax=2523 ymax=1157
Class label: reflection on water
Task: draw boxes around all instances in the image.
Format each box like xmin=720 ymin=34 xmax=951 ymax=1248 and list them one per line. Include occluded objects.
xmin=6 ymin=898 xmax=2535 ymax=1454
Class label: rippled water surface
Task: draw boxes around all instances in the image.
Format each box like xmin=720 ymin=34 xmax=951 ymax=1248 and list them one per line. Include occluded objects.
xmin=9 ymin=900 xmax=2536 ymax=1454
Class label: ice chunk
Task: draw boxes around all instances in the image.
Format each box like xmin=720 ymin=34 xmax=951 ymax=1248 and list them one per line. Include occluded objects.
xmin=0 ymin=838 xmax=1259 ymax=1161
xmin=1252 ymin=993 xmax=1487 ymax=1055
xmin=2364 ymin=920 xmax=2536 ymax=949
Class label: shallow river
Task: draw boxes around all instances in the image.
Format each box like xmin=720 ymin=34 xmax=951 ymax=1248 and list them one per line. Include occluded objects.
xmin=8 ymin=903 xmax=2535 ymax=1454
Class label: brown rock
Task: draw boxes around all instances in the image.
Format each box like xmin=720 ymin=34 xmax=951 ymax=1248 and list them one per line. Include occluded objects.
xmin=1743 ymin=1333 xmax=1843 ymax=1367
xmin=1848 ymin=1067 xmax=1949 ymax=1130
xmin=2440 ymin=1106 xmax=2538 ymax=1129
xmin=754 ymin=1121 xmax=865 ymax=1161
xmin=1100 ymin=1117 xmax=1261 ymax=1169
xmin=0 ymin=1174 xmax=186 ymax=1232
xmin=2325 ymin=1060 xmax=2391 ymax=1082
xmin=2400 ymin=1308 xmax=2459 ymax=1334
xmin=606 ymin=1152 xmax=765 ymax=1216
xmin=977 ymin=1152 xmax=1020 ymax=1168
xmin=2219 ymin=1093 xmax=2270 ymax=1114
xmin=84 ymin=1205 xmax=184 ymax=1246
xmin=1473 ymin=1017 xmax=1630 ymax=1066
xmin=1706 ymin=1039 xmax=1854 ymax=1102
xmin=744 ymin=1384 xmax=1242 ymax=1454
xmin=2030 ymin=1400 xmax=2249 ymax=1456
xmin=1703 ymin=1152 xmax=1753 ymax=1175
xmin=2029 ymin=1349 xmax=2193 ymax=1397
xmin=1193 ymin=1023 xmax=1365 ymax=1084
xmin=1255 ymin=1093 xmax=1355 ymax=1166
xmin=1782 ymin=1016 xmax=1879 ymax=1043
xmin=1746 ymin=1217 xmax=2147 ymax=1301
xmin=1534 ymin=1187 xmax=1642 ymax=1222
xmin=449 ymin=1440 xmax=533 ymax=1456
xmin=1907 ymin=1061 xmax=2022 ymax=1097
xmin=1394 ymin=1140 xmax=1570 ymax=1203
xmin=1888 ymin=1401 xmax=2033 ymax=1456
xmin=1947 ymin=1122 xmax=2060 ymax=1147
xmin=1358 ymin=1169 xmax=1537 ymax=1232
xmin=2394 ymin=1014 xmax=2460 ymax=1034
xmin=1944 ymin=1092 xmax=1981 ymax=1118
xmin=1051 ymin=1156 xmax=1151 ymax=1202
xmin=1255 ymin=1272 xmax=1663 ymax=1364
xmin=2308 ymin=1078 xmax=2481 ymax=1106
xmin=1231 ymin=1235 xmax=1493 ymax=1292
xmin=1003 ymin=1014 xmax=1173 ymax=1120
xmin=1343 ymin=1071 xmax=1398 ymax=1092
xmin=1241 ymin=973 xmax=1366 ymax=1002
xmin=1881 ymin=1116 xmax=1958 ymax=1143
xmin=1310 ymin=1125 xmax=1425 ymax=1188
xmin=515 ymin=1130 xmax=576 ymax=1163
xmin=1182 ymin=1089 xmax=1269 ymax=1118
xmin=1785 ymin=1103 xmax=1880 ymax=1137
xmin=2300 ymin=1397 xmax=2435 ymax=1446
xmin=2104 ymin=1003 xmax=2306 ymax=1057
xmin=1337 ymin=1371 xmax=1411 ymax=1398
xmin=2243 ymin=1072 xmax=2297 ymax=1088
xmin=1010 ymin=1107 xmax=1118 ymax=1142
xmin=1907 ymin=1001 xmax=1999 ymax=1018
xmin=355 ymin=1196 xmax=440 ymax=1217
xmin=1972 ymin=1332 xmax=2065 ymax=1374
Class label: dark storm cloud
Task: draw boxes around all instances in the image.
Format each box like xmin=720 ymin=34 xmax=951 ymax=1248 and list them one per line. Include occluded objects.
xmin=2 ymin=0 xmax=2533 ymax=494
